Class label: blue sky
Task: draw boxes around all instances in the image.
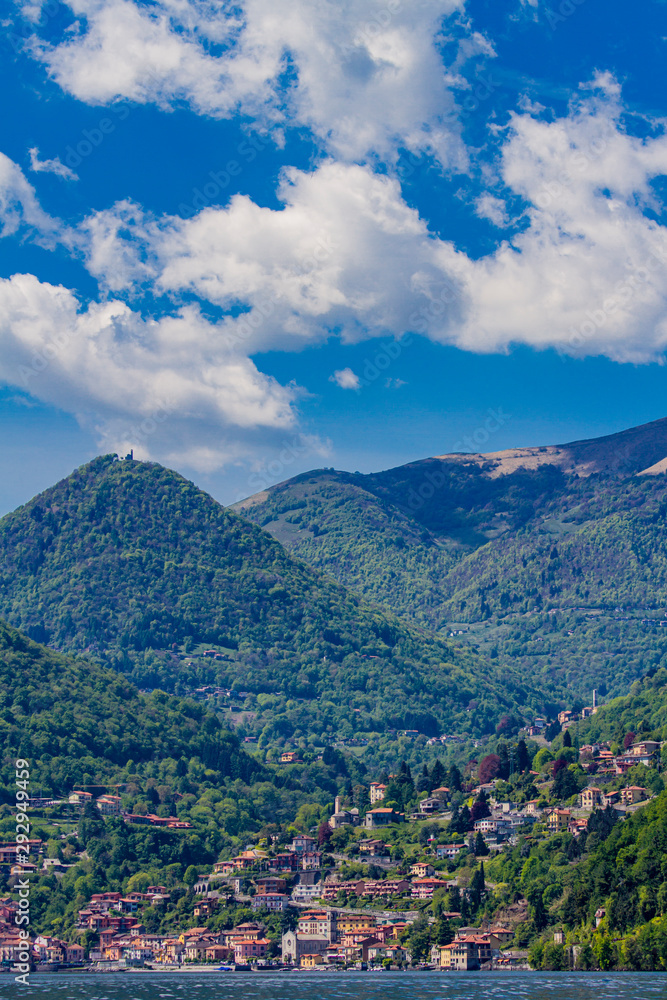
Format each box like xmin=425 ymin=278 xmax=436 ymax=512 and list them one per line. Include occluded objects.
xmin=1 ymin=0 xmax=667 ymax=513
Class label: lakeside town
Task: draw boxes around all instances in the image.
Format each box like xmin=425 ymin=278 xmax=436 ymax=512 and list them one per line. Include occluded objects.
xmin=1 ymin=723 xmax=662 ymax=974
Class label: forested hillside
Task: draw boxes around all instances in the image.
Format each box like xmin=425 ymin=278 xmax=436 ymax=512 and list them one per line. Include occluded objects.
xmin=233 ymin=421 xmax=667 ymax=710
xmin=236 ymin=460 xmax=667 ymax=627
xmin=0 ymin=618 xmax=262 ymax=797
xmin=0 ymin=457 xmax=532 ymax=739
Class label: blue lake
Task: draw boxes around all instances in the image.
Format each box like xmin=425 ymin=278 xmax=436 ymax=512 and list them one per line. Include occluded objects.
xmin=1 ymin=972 xmax=667 ymax=1000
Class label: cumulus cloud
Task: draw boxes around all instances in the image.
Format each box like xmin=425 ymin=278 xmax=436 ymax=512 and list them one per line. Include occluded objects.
xmin=76 ymin=161 xmax=467 ymax=351
xmin=329 ymin=367 xmax=360 ymax=390
xmin=474 ymin=193 xmax=510 ymax=227
xmin=3 ymin=79 xmax=667 ymax=474
xmin=25 ymin=0 xmax=478 ymax=165
xmin=64 ymin=88 xmax=667 ymax=366
xmin=0 ymin=272 xmax=302 ymax=470
xmin=28 ymin=146 xmax=78 ymax=181
xmin=0 ymin=152 xmax=55 ymax=238
xmin=449 ymin=86 xmax=667 ymax=361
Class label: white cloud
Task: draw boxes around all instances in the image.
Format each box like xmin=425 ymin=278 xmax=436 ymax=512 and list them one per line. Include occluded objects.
xmin=26 ymin=0 xmax=479 ymax=165
xmin=0 ymin=152 xmax=55 ymax=238
xmin=73 ymin=90 xmax=667 ymax=366
xmin=0 ymin=272 xmax=302 ymax=471
xmin=77 ymin=160 xmax=466 ymax=351
xmin=329 ymin=367 xmax=360 ymax=390
xmin=449 ymin=87 xmax=667 ymax=361
xmin=3 ymin=81 xmax=667 ymax=479
xmin=474 ymin=193 xmax=509 ymax=227
xmin=28 ymin=146 xmax=78 ymax=181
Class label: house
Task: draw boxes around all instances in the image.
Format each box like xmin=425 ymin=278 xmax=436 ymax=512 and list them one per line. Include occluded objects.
xmin=473 ymin=818 xmax=498 ymax=834
xmin=68 ymin=791 xmax=94 ymax=808
xmin=96 ymin=795 xmax=122 ymax=816
xmin=292 ymin=883 xmax=321 ymax=903
xmin=291 ymin=835 xmax=316 ymax=854
xmin=419 ymin=797 xmax=445 ymax=815
xmin=252 ymin=892 xmax=290 ymax=912
xmin=358 ymin=839 xmax=389 ymax=857
xmin=328 ymin=797 xmax=361 ymax=829
xmin=546 ymin=808 xmax=571 ymax=833
xmin=296 ymin=911 xmax=335 ymax=939
xmin=489 ymin=926 xmax=514 ymax=945
xmin=384 ymin=944 xmax=409 ymax=964
xmin=440 ymin=939 xmax=479 ymax=971
xmin=280 ymin=752 xmax=302 ymax=764
xmin=205 ymin=944 xmax=232 ymax=963
xmin=411 ymin=878 xmax=450 ymax=899
xmin=369 ymin=783 xmax=387 ymax=804
xmin=616 ymin=753 xmax=655 ymax=770
xmin=300 ymin=851 xmax=322 ymax=870
xmin=301 ymin=953 xmax=325 ymax=968
xmin=364 ymin=808 xmax=404 ymax=828
xmin=256 ymin=877 xmax=287 ymax=894
xmin=628 ymin=740 xmax=660 ymax=756
xmin=436 ymin=843 xmax=464 ymax=860
xmin=223 ymin=922 xmax=265 ymax=946
xmin=410 ymin=862 xmax=435 ymax=878
xmin=603 ymin=790 xmax=621 ymax=807
xmin=268 ymin=853 xmax=299 ymax=872
xmin=621 ymin=786 xmax=648 ymax=805
xmin=580 ymin=787 xmax=604 ymax=810
xmin=233 ymin=937 xmax=271 ymax=964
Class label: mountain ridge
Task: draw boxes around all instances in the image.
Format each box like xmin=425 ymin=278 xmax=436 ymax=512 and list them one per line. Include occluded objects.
xmin=0 ymin=454 xmax=532 ymax=741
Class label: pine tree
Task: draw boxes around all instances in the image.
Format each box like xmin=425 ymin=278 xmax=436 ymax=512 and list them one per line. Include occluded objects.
xmin=447 ymin=763 xmax=462 ymax=792
xmin=417 ymin=763 xmax=430 ymax=793
xmin=516 ymin=738 xmax=530 ymax=773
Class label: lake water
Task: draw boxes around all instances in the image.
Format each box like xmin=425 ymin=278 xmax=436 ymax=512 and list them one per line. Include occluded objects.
xmin=1 ymin=972 xmax=666 ymax=1000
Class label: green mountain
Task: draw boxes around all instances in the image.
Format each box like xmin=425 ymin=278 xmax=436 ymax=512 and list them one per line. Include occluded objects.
xmin=233 ymin=417 xmax=667 ymax=624
xmin=232 ymin=418 xmax=667 ymax=707
xmin=0 ymin=455 xmax=530 ymax=740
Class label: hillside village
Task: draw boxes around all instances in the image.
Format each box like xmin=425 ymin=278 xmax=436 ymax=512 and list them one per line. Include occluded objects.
xmin=1 ymin=727 xmax=663 ymax=973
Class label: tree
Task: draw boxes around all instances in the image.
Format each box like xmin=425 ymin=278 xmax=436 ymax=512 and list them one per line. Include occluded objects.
xmin=434 ymin=916 xmax=453 ymax=946
xmin=403 ymin=914 xmax=431 ymax=963
xmin=417 ymin=764 xmax=430 ymax=793
xmin=623 ymin=731 xmax=636 ymax=750
xmin=474 ymin=832 xmax=489 ymax=856
xmin=498 ymin=742 xmax=511 ymax=779
xmin=469 ymin=861 xmax=486 ymax=912
xmin=562 ymin=729 xmax=572 ymax=748
xmin=470 ymin=790 xmax=491 ymax=823
xmin=516 ymin=738 xmax=530 ymax=773
xmin=183 ymin=865 xmax=199 ymax=887
xmin=552 ymin=761 xmax=578 ymax=800
xmin=430 ymin=758 xmax=446 ymax=790
xmin=447 ymin=764 xmax=462 ymax=792
xmin=478 ymin=754 xmax=501 ymax=784
xmin=317 ymin=821 xmax=333 ymax=848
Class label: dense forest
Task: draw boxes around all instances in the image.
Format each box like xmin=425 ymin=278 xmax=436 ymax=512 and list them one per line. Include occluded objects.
xmin=0 ymin=456 xmax=538 ymax=740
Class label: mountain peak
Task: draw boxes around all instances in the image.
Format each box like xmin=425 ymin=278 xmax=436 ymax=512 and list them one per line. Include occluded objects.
xmin=434 ymin=415 xmax=667 ymax=478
